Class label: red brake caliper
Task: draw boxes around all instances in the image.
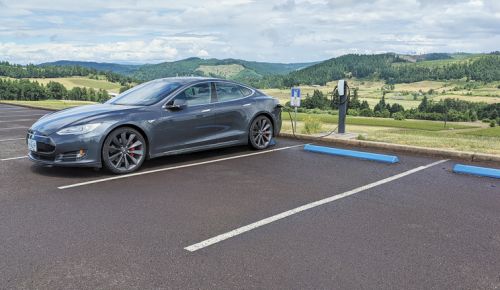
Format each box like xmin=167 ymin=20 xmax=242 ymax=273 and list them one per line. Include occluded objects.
xmin=129 ymin=147 xmax=135 ymax=158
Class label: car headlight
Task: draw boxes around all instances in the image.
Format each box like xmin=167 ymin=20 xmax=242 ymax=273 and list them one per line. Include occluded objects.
xmin=56 ymin=123 xmax=101 ymax=135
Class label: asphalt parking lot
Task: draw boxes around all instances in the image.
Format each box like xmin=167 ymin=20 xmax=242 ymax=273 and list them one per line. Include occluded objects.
xmin=1 ymin=104 xmax=499 ymax=289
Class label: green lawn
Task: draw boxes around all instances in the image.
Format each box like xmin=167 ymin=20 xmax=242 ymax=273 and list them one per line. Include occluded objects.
xmin=0 ymin=100 xmax=95 ymax=110
xmin=281 ymin=121 xmax=500 ymax=155
xmin=282 ymin=112 xmax=477 ymax=131
xmin=461 ymin=126 xmax=500 ymax=137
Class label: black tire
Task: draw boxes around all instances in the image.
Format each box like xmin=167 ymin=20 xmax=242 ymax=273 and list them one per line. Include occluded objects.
xmin=102 ymin=127 xmax=146 ymax=174
xmin=248 ymin=115 xmax=273 ymax=150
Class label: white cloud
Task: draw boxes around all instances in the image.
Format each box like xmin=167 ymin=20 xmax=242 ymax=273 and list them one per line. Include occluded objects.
xmin=0 ymin=0 xmax=498 ymax=64
xmin=0 ymin=39 xmax=179 ymax=63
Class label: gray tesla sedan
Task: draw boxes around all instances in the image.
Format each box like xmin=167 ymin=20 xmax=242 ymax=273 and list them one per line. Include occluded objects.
xmin=27 ymin=77 xmax=282 ymax=174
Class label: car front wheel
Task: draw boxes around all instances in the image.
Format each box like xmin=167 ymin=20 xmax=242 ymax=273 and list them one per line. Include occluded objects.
xmin=102 ymin=127 xmax=146 ymax=174
xmin=249 ymin=115 xmax=273 ymax=150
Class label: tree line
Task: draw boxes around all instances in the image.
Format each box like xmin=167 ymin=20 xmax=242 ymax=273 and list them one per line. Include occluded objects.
xmin=287 ymin=89 xmax=499 ymax=125
xmin=0 ymin=62 xmax=134 ymax=85
xmin=0 ymin=78 xmax=110 ymax=103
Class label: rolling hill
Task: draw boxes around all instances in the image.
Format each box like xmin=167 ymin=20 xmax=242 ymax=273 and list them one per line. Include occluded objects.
xmin=40 ymin=60 xmax=140 ymax=75
xmin=281 ymin=52 xmax=500 ymax=86
xmin=41 ymin=58 xmax=318 ymax=82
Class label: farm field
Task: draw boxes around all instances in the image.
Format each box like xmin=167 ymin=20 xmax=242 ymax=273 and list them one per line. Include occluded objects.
xmin=262 ymin=79 xmax=500 ymax=109
xmin=1 ymin=76 xmax=122 ymax=93
xmin=0 ymin=100 xmax=95 ymax=110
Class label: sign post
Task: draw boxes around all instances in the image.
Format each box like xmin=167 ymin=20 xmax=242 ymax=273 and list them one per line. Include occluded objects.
xmin=291 ymin=88 xmax=301 ymax=131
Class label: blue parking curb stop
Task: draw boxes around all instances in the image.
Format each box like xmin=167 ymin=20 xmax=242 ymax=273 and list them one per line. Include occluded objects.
xmin=303 ymin=144 xmax=399 ymax=163
xmin=452 ymin=164 xmax=500 ymax=179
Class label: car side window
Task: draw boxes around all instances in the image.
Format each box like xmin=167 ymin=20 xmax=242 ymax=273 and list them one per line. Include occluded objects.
xmin=174 ymin=83 xmax=211 ymax=106
xmin=215 ymin=83 xmax=253 ymax=102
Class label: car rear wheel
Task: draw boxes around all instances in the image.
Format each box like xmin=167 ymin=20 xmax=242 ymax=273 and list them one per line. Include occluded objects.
xmin=249 ymin=115 xmax=273 ymax=150
xmin=102 ymin=127 xmax=146 ymax=174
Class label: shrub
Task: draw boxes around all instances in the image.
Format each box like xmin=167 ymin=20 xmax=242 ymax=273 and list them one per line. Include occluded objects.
xmin=302 ymin=117 xmax=323 ymax=134
xmin=490 ymin=120 xmax=497 ymax=127
xmin=393 ymin=112 xmax=405 ymax=120
xmin=482 ymin=118 xmax=490 ymax=123
xmin=374 ymin=109 xmax=391 ymax=118
xmin=348 ymin=108 xmax=360 ymax=116
xmin=360 ymin=108 xmax=374 ymax=117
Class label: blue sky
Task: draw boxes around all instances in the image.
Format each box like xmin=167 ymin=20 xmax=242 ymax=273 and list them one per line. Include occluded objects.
xmin=0 ymin=0 xmax=499 ymax=64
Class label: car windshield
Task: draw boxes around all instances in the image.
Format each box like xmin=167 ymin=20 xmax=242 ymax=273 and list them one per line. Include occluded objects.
xmin=108 ymin=80 xmax=184 ymax=106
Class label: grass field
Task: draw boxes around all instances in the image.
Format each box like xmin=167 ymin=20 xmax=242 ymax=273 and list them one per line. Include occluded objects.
xmin=262 ymin=79 xmax=500 ymax=109
xmin=281 ymin=120 xmax=500 ymax=155
xmin=282 ymin=112 xmax=477 ymax=131
xmin=0 ymin=100 xmax=95 ymax=110
xmin=461 ymin=126 xmax=500 ymax=137
xmin=1 ymin=76 xmax=122 ymax=93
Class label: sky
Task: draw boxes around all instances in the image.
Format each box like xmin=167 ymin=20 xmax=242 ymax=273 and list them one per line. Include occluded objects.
xmin=0 ymin=0 xmax=499 ymax=64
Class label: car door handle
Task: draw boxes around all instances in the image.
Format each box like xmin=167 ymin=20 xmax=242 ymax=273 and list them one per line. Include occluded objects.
xmin=201 ymin=109 xmax=211 ymax=112
xmin=242 ymin=103 xmax=252 ymax=107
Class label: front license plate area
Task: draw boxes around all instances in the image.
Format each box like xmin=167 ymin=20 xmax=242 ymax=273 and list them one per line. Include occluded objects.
xmin=28 ymin=139 xmax=37 ymax=152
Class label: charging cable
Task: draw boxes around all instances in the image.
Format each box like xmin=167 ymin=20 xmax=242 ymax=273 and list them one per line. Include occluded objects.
xmin=282 ymin=82 xmax=350 ymax=139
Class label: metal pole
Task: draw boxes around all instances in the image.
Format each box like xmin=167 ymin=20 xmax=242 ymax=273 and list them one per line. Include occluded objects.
xmin=294 ymin=106 xmax=297 ymax=132
xmin=338 ymin=96 xmax=346 ymax=133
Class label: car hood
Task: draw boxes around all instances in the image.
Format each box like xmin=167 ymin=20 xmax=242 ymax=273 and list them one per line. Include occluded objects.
xmin=31 ymin=104 xmax=139 ymax=135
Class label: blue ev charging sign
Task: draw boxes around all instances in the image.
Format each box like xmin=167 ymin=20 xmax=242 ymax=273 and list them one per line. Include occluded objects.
xmin=290 ymin=87 xmax=301 ymax=107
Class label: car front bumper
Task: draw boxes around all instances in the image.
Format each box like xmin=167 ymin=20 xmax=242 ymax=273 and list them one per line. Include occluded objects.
xmin=27 ymin=129 xmax=103 ymax=168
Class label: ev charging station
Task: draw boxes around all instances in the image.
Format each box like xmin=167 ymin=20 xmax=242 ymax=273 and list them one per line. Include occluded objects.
xmin=290 ymin=79 xmax=349 ymax=135
xmin=337 ymin=79 xmax=349 ymax=134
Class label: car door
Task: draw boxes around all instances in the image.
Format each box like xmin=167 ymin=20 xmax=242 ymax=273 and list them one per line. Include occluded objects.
xmin=151 ymin=82 xmax=217 ymax=155
xmin=212 ymin=82 xmax=256 ymax=143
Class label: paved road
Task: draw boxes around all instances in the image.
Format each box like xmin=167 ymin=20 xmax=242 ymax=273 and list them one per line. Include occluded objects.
xmin=0 ymin=104 xmax=499 ymax=289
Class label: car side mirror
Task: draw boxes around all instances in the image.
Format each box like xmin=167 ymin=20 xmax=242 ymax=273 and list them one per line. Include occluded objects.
xmin=165 ymin=99 xmax=187 ymax=111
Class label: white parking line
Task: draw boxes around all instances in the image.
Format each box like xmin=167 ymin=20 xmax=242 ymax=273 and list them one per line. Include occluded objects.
xmin=58 ymin=144 xmax=305 ymax=190
xmin=0 ymin=114 xmax=45 ymax=118
xmin=0 ymin=127 xmax=29 ymax=130
xmin=0 ymin=137 xmax=25 ymax=142
xmin=184 ymin=159 xmax=448 ymax=252
xmin=0 ymin=110 xmax=45 ymax=114
xmin=0 ymin=156 xmax=28 ymax=161
xmin=0 ymin=119 xmax=36 ymax=123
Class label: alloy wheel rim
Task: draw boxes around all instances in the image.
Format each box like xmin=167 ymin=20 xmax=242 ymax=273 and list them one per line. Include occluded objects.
xmin=251 ymin=118 xmax=272 ymax=148
xmin=107 ymin=131 xmax=144 ymax=170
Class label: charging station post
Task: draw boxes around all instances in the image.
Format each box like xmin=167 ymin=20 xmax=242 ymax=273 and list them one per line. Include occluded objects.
xmin=291 ymin=87 xmax=301 ymax=131
xmin=337 ymin=80 xmax=347 ymax=134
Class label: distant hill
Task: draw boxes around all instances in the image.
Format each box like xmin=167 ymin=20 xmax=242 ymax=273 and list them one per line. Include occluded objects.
xmin=40 ymin=60 xmax=140 ymax=75
xmin=275 ymin=53 xmax=500 ymax=87
xmin=41 ymin=58 xmax=318 ymax=82
xmin=17 ymin=52 xmax=500 ymax=89
xmin=398 ymin=53 xmax=453 ymax=63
